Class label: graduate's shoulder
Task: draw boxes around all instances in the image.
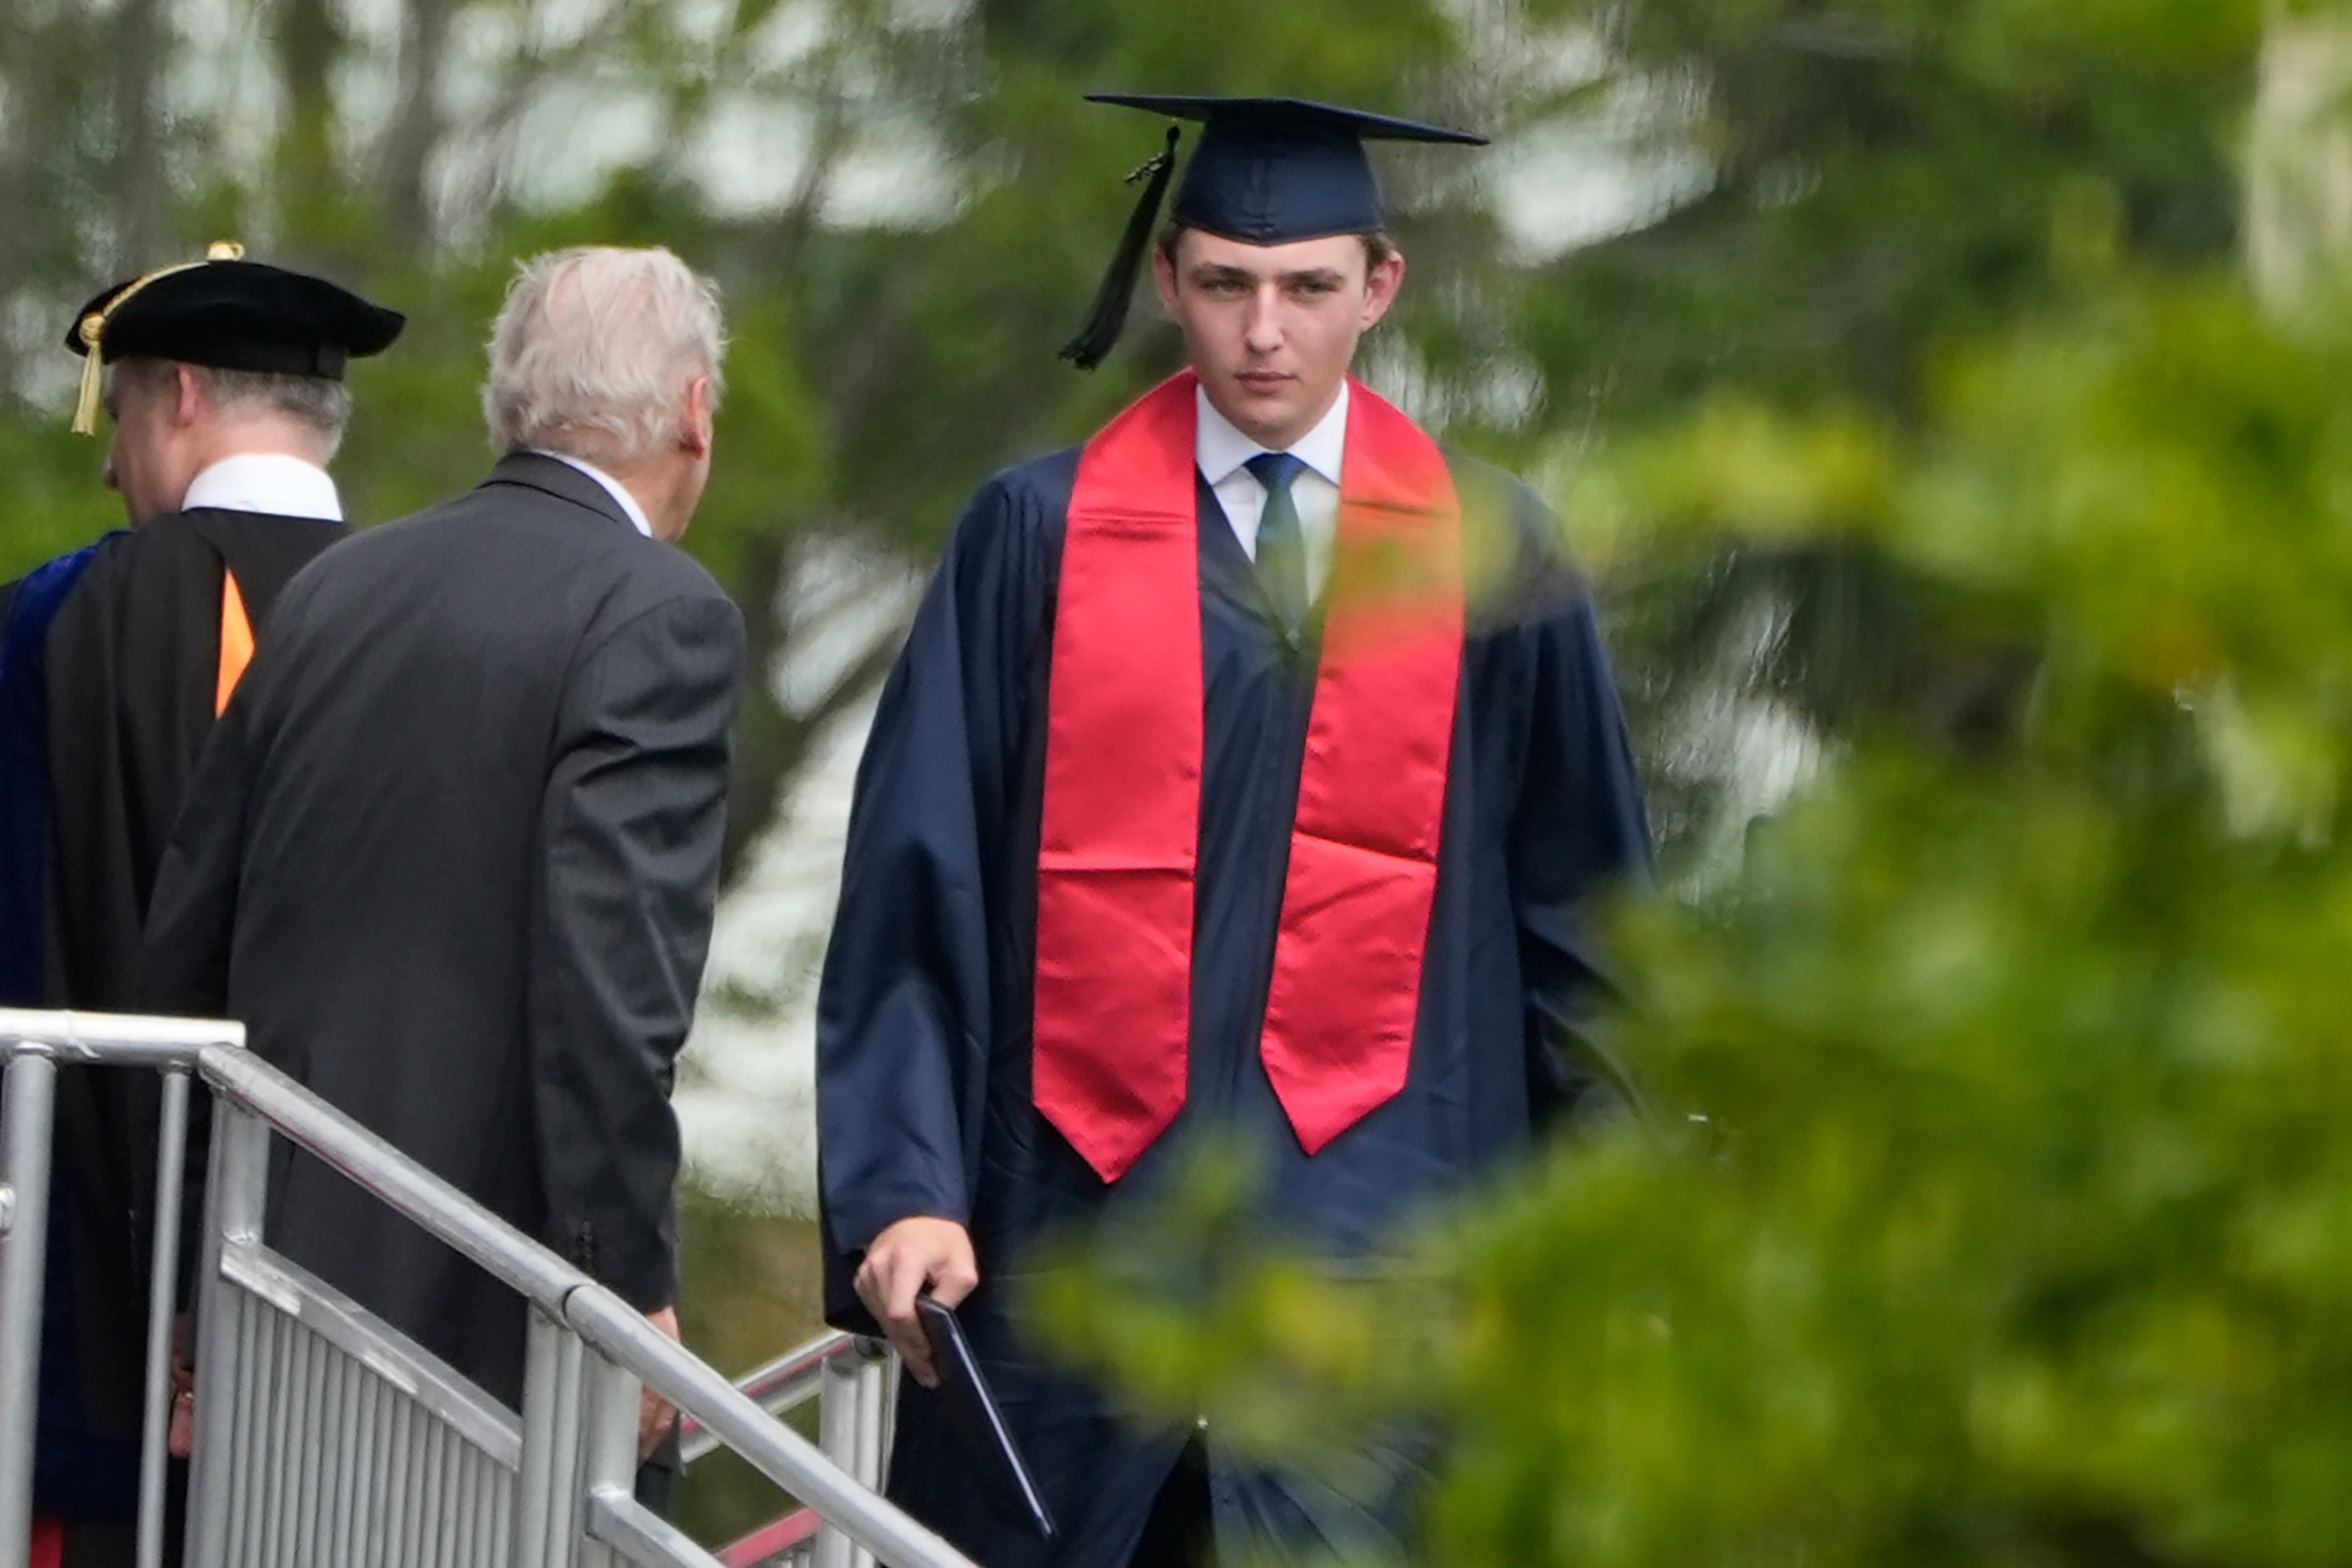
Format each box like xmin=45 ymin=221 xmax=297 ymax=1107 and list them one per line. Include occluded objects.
xmin=1441 ymin=447 xmax=1595 ymax=623
xmin=1441 ymin=448 xmax=1572 ymax=564
xmin=932 ymin=447 xmax=1080 ymax=587
xmin=957 ymin=447 xmax=1082 ymax=538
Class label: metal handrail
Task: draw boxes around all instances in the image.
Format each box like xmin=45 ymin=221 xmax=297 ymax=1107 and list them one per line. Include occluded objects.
xmin=194 ymin=1042 xmax=968 ymax=1567
xmin=567 ymin=1295 xmax=942 ymax=1568
xmin=0 ymin=1010 xmax=971 ymax=1568
xmin=0 ymin=1007 xmax=241 ymax=1065
xmin=684 ymin=1331 xmax=899 ymax=1567
xmin=196 ymin=1046 xmax=592 ymax=1312
xmin=681 ymin=1329 xmax=878 ymax=1465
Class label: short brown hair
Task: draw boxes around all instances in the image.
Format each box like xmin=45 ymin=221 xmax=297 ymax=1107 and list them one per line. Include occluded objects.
xmin=1155 ymin=222 xmax=1397 ymax=270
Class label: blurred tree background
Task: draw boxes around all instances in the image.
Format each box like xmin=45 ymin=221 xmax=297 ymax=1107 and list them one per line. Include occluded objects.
xmin=12 ymin=0 xmax=2348 ymax=1556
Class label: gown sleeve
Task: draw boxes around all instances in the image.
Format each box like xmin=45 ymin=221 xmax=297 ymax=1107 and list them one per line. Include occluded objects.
xmin=528 ymin=591 xmax=745 ymax=1312
xmin=1506 ymin=502 xmax=1654 ymax=1133
xmin=816 ymin=472 xmax=1048 ymax=1324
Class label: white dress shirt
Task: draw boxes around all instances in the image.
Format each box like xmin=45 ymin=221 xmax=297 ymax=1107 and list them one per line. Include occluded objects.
xmin=180 ymin=452 xmax=343 ymax=522
xmin=534 ymin=449 xmax=656 ymax=539
xmin=1197 ymin=381 xmax=1347 ymax=598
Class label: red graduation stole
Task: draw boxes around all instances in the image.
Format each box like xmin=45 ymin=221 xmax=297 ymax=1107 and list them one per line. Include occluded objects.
xmin=1033 ymin=371 xmax=1464 ymax=1182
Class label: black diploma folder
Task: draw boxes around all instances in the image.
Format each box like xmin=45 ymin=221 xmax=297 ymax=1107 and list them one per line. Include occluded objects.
xmin=916 ymin=1295 xmax=1056 ymax=1539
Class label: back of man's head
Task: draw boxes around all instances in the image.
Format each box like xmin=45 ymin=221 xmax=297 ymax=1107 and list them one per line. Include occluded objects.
xmin=113 ymin=359 xmax=352 ymax=459
xmin=481 ymin=247 xmax=725 ymax=474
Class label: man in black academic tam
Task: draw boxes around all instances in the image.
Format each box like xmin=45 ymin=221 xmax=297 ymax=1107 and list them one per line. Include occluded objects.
xmin=3 ymin=243 xmax=398 ymax=1567
xmin=819 ymin=94 xmax=1651 ymax=1568
xmin=70 ymin=245 xmax=402 ymax=383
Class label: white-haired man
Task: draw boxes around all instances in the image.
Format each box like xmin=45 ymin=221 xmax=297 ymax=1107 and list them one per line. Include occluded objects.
xmin=142 ymin=246 xmax=745 ymax=1485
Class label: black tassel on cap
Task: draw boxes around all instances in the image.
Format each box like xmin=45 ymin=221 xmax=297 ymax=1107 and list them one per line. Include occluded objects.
xmin=1058 ymin=125 xmax=1182 ymax=370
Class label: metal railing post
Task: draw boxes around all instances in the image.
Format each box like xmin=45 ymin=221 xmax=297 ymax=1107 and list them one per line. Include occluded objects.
xmin=814 ymin=1351 xmax=864 ymax=1568
xmin=0 ymin=1044 xmax=60 ymax=1568
xmin=579 ymin=1351 xmax=645 ymax=1560
xmin=877 ymin=1352 xmax=899 ymax=1477
xmin=854 ymin=1351 xmax=888 ymax=1492
xmin=515 ymin=1304 xmax=588 ymax=1568
xmin=850 ymin=1352 xmax=888 ymax=1568
xmin=186 ymin=1098 xmax=270 ymax=1568
xmin=134 ymin=1065 xmax=192 ymax=1568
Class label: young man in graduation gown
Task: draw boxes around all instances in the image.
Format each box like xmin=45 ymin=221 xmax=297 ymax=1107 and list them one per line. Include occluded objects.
xmin=141 ymin=246 xmax=742 ymax=1504
xmin=817 ymin=97 xmax=1652 ymax=1567
xmin=0 ymin=247 xmax=401 ymax=1567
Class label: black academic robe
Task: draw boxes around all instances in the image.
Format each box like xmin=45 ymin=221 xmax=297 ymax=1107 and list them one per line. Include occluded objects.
xmin=0 ymin=508 xmax=345 ymax=1527
xmin=816 ymin=446 xmax=1651 ymax=1567
xmin=141 ymin=453 xmax=745 ymax=1414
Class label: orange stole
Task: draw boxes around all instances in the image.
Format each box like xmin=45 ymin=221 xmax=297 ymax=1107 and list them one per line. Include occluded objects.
xmin=215 ymin=569 xmax=254 ymax=716
xmin=1032 ymin=372 xmax=1464 ymax=1182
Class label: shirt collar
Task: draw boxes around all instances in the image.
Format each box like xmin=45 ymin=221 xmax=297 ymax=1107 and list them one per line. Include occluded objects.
xmin=1195 ymin=380 xmax=1349 ymax=489
xmin=531 ymin=449 xmax=656 ymax=539
xmin=179 ymin=453 xmax=343 ymax=522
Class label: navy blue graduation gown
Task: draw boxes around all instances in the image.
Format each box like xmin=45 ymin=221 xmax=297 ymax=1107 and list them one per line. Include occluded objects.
xmin=816 ymin=444 xmax=1649 ymax=1566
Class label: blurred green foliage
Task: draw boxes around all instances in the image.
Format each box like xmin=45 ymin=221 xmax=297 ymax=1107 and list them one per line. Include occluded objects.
xmin=1031 ymin=7 xmax=2352 ymax=1567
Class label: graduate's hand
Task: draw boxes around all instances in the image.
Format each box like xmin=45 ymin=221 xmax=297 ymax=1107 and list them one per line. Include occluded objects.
xmin=856 ymin=1217 xmax=978 ymax=1388
xmin=640 ymin=1306 xmax=681 ymax=1460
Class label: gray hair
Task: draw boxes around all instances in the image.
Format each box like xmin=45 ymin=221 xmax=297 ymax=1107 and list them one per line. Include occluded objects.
xmin=480 ymin=245 xmax=726 ymax=470
xmin=112 ymin=359 xmax=353 ymax=459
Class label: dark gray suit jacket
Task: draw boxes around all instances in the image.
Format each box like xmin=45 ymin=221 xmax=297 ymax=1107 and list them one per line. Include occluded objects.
xmin=143 ymin=452 xmax=745 ymax=1408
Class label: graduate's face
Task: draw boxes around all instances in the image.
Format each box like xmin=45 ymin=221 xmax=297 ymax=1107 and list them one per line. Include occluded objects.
xmin=1155 ymin=229 xmax=1405 ymax=450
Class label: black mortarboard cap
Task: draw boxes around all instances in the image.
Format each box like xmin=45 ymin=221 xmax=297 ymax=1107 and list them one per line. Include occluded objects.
xmin=64 ymin=241 xmax=405 ymax=432
xmin=1058 ymin=96 xmax=1486 ymax=370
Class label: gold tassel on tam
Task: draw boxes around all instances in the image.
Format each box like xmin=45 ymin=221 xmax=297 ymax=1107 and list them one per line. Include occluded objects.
xmin=71 ymin=314 xmax=107 ymax=435
xmin=68 ymin=240 xmax=243 ymax=434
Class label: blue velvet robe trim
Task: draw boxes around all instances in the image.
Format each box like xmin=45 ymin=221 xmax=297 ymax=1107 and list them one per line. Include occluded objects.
xmin=1 ymin=541 xmax=145 ymax=1518
xmin=1 ymin=544 xmax=101 ymax=1004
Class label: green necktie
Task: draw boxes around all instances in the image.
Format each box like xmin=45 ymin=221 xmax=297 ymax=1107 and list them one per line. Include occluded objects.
xmin=1245 ymin=451 xmax=1309 ymax=634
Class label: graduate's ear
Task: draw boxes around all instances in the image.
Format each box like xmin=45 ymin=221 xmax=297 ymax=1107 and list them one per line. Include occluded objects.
xmin=1360 ymin=245 xmax=1406 ymax=332
xmin=1152 ymin=241 xmax=1182 ymax=317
